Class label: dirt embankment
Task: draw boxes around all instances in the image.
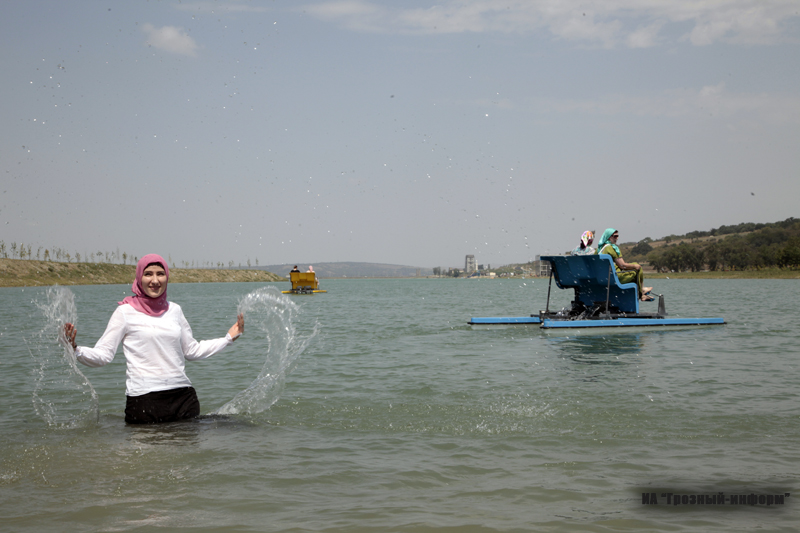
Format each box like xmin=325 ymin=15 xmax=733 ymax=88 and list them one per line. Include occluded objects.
xmin=0 ymin=258 xmax=286 ymax=287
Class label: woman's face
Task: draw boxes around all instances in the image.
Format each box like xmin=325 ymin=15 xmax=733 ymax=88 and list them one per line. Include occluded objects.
xmin=610 ymin=232 xmax=619 ymax=243
xmin=141 ymin=263 xmax=167 ymax=298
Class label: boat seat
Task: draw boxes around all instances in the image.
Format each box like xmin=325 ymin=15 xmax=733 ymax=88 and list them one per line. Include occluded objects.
xmin=540 ymin=255 xmax=640 ymax=314
xmin=290 ymin=272 xmax=319 ymax=291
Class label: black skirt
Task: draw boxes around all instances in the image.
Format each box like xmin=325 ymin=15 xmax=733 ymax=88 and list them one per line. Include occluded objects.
xmin=125 ymin=386 xmax=200 ymax=424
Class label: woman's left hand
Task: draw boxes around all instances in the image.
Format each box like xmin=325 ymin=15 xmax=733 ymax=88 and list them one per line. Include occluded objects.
xmin=228 ymin=313 xmax=244 ymax=340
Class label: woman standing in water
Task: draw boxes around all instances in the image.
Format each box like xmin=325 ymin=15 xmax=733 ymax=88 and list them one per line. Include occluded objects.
xmin=64 ymin=254 xmax=244 ymax=424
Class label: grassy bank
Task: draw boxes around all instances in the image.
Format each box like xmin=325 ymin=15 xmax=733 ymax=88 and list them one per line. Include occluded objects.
xmin=646 ymin=268 xmax=799 ymax=279
xmin=0 ymin=258 xmax=286 ymax=287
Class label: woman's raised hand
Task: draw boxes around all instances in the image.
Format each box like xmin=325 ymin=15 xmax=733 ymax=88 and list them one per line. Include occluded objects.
xmin=228 ymin=313 xmax=244 ymax=340
xmin=63 ymin=323 xmax=77 ymax=350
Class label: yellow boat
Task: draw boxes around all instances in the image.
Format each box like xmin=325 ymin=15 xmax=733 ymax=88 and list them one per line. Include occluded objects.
xmin=282 ymin=272 xmax=327 ymax=294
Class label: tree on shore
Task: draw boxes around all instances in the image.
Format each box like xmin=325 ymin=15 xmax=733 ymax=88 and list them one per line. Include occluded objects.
xmin=777 ymin=238 xmax=800 ymax=268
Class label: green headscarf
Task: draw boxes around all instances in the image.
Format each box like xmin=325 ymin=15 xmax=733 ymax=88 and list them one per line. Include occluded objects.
xmin=597 ymin=228 xmax=620 ymax=255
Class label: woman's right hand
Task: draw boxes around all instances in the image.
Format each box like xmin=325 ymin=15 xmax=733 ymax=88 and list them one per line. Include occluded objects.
xmin=63 ymin=323 xmax=77 ymax=350
xmin=228 ymin=313 xmax=244 ymax=341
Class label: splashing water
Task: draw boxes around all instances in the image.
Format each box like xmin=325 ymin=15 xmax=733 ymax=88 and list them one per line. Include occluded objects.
xmin=26 ymin=286 xmax=99 ymax=428
xmin=212 ymin=287 xmax=318 ymax=416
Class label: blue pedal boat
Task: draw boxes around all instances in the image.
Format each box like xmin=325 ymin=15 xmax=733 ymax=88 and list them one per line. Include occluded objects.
xmin=469 ymin=255 xmax=725 ymax=333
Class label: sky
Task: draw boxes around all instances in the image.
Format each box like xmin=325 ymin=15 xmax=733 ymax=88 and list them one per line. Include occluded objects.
xmin=2 ymin=1 xmax=799 ymax=269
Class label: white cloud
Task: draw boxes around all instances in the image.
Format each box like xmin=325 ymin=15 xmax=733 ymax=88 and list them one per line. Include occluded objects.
xmin=626 ymin=21 xmax=665 ymax=48
xmin=301 ymin=1 xmax=390 ymax=33
xmin=174 ymin=1 xmax=270 ymax=13
xmin=301 ymin=0 xmax=800 ymax=47
xmin=142 ymin=23 xmax=199 ymax=56
xmin=687 ymin=3 xmax=784 ymax=45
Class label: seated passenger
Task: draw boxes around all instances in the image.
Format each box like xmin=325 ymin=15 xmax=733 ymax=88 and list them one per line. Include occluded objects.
xmin=290 ymin=265 xmax=300 ymax=273
xmin=571 ymin=231 xmax=595 ymax=256
xmin=597 ymin=228 xmax=653 ymax=301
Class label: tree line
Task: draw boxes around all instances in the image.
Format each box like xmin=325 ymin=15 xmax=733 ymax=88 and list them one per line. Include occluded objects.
xmin=664 ymin=218 xmax=799 ymax=241
xmin=0 ymin=241 xmax=259 ymax=270
xmin=624 ymin=217 xmax=800 ymax=272
xmin=0 ymin=242 xmax=128 ymax=265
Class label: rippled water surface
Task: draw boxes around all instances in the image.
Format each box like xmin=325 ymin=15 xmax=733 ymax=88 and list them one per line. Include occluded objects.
xmin=1 ymin=278 xmax=797 ymax=532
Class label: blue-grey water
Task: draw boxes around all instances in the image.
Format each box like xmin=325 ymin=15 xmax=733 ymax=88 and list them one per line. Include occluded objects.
xmin=1 ymin=278 xmax=797 ymax=532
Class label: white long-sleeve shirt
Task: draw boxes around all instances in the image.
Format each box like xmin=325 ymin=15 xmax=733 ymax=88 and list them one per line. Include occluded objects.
xmin=75 ymin=302 xmax=234 ymax=396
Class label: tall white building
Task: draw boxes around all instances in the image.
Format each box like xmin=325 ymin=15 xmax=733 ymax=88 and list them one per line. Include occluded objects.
xmin=465 ymin=254 xmax=476 ymax=273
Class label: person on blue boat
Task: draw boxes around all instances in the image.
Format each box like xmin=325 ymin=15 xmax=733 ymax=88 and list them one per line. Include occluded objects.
xmin=597 ymin=228 xmax=654 ymax=301
xmin=571 ymin=230 xmax=595 ymax=256
xmin=63 ymin=254 xmax=245 ymax=424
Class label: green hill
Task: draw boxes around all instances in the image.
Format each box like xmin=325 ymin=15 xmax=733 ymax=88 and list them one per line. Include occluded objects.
xmin=495 ymin=217 xmax=800 ymax=278
xmin=623 ymin=217 xmax=800 ymax=272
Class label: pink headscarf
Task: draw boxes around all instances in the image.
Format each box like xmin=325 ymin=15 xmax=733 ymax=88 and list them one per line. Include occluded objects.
xmin=119 ymin=254 xmax=170 ymax=317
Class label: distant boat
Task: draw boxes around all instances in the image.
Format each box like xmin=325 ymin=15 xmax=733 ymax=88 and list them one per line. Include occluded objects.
xmin=469 ymin=254 xmax=724 ymax=333
xmin=282 ymin=272 xmax=327 ymax=294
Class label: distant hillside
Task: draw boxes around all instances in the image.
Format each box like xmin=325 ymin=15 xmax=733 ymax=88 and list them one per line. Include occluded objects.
xmin=250 ymin=262 xmax=432 ymax=278
xmin=615 ymin=217 xmax=800 ymax=271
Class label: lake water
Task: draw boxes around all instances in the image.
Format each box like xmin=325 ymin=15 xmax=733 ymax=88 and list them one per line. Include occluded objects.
xmin=1 ymin=278 xmax=797 ymax=532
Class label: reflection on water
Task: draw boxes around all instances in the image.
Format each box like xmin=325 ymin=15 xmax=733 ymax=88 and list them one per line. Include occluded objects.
xmin=122 ymin=414 xmax=259 ymax=448
xmin=546 ymin=334 xmax=646 ymax=383
xmin=548 ymin=332 xmax=646 ymax=359
xmin=124 ymin=418 xmax=204 ymax=447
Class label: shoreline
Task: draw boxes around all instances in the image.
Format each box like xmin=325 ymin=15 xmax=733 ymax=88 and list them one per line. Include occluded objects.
xmin=643 ymin=270 xmax=798 ymax=279
xmin=0 ymin=258 xmax=286 ymax=287
xmin=1 ymin=258 xmax=796 ymax=287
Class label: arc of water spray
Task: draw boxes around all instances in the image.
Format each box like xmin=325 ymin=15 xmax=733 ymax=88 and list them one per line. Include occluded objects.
xmin=212 ymin=287 xmax=318 ymax=416
xmin=27 ymin=286 xmax=99 ymax=427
